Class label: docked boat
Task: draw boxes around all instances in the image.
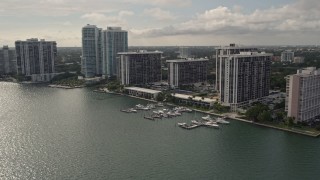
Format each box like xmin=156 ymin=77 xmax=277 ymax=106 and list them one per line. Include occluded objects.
xmin=204 ymin=122 xmax=219 ymax=128
xmin=144 ymin=116 xmax=155 ymax=121
xmin=135 ymin=104 xmax=145 ymax=110
xmin=202 ymin=115 xmax=212 ymax=121
xmin=177 ymin=122 xmax=187 ymax=126
xmin=128 ymin=108 xmax=137 ymax=113
xmin=216 ymin=117 xmax=230 ymax=124
xmin=156 ymin=102 xmax=164 ymax=107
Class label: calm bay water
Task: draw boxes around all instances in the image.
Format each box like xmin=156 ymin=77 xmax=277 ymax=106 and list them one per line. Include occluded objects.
xmin=0 ymin=82 xmax=319 ymax=179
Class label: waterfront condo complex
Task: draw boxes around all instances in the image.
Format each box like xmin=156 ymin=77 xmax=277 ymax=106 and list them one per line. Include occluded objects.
xmin=15 ymin=38 xmax=57 ymax=81
xmin=81 ymin=24 xmax=128 ymax=78
xmin=216 ymin=44 xmax=272 ymax=111
xmin=0 ymin=46 xmax=16 ymax=75
xmin=118 ymin=51 xmax=162 ymax=85
xmin=285 ymin=67 xmax=320 ymax=123
xmin=167 ymin=58 xmax=208 ymax=89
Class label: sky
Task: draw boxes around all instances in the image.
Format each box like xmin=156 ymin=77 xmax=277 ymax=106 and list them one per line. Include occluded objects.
xmin=0 ymin=0 xmax=319 ymax=47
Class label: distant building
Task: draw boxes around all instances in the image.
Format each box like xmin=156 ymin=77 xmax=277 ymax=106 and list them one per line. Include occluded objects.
xmin=0 ymin=46 xmax=16 ymax=75
xmin=81 ymin=25 xmax=128 ymax=78
xmin=81 ymin=24 xmax=103 ymax=77
xmin=272 ymin=56 xmax=281 ymax=62
xmin=178 ymin=47 xmax=191 ymax=59
xmin=15 ymin=38 xmax=57 ymax=81
xmin=102 ymin=27 xmax=128 ymax=77
xmin=285 ymin=67 xmax=320 ymax=123
xmin=118 ymin=51 xmax=162 ymax=85
xmin=293 ymin=57 xmax=305 ymax=64
xmin=166 ymin=58 xmax=208 ymax=88
xmin=281 ymin=50 xmax=294 ymax=63
xmin=216 ymin=44 xmax=272 ymax=111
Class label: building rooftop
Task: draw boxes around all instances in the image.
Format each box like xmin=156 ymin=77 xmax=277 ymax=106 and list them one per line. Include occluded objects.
xmin=83 ymin=24 xmax=97 ymax=28
xmin=124 ymin=87 xmax=161 ymax=94
xmin=118 ymin=50 xmax=163 ymax=55
xmin=172 ymin=93 xmax=217 ymax=104
xmin=166 ymin=58 xmax=209 ymax=63
xmin=216 ymin=44 xmax=258 ymax=50
xmin=295 ymin=67 xmax=320 ymax=76
xmin=219 ymin=52 xmax=273 ymax=57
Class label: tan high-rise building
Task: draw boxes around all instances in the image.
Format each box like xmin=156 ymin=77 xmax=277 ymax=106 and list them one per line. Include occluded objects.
xmin=286 ymin=67 xmax=320 ymax=123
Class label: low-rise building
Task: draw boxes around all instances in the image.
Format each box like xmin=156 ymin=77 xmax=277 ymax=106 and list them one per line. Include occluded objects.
xmin=172 ymin=93 xmax=217 ymax=108
xmin=124 ymin=87 xmax=161 ymax=100
xmin=293 ymin=57 xmax=305 ymax=64
xmin=167 ymin=58 xmax=208 ymax=89
xmin=286 ymin=67 xmax=320 ymax=123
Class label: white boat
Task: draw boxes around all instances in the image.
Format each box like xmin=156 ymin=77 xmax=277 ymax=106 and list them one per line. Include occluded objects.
xmin=153 ymin=110 xmax=160 ymax=114
xmin=216 ymin=117 xmax=230 ymax=124
xmin=156 ymin=102 xmax=164 ymax=107
xmin=135 ymin=104 xmax=144 ymax=109
xmin=177 ymin=122 xmax=186 ymax=126
xmin=129 ymin=108 xmax=137 ymax=113
xmin=191 ymin=120 xmax=202 ymax=125
xmin=184 ymin=108 xmax=192 ymax=112
xmin=202 ymin=115 xmax=212 ymax=121
xmin=204 ymin=122 xmax=219 ymax=128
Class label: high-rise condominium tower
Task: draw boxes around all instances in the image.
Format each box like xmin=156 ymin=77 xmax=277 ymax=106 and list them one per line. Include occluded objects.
xmin=15 ymin=38 xmax=57 ymax=76
xmin=0 ymin=46 xmax=16 ymax=75
xmin=167 ymin=58 xmax=208 ymax=88
xmin=286 ymin=67 xmax=320 ymax=123
xmin=216 ymin=44 xmax=272 ymax=111
xmin=118 ymin=51 xmax=162 ymax=85
xmin=81 ymin=24 xmax=103 ymax=77
xmin=103 ymin=27 xmax=128 ymax=77
xmin=81 ymin=25 xmax=128 ymax=78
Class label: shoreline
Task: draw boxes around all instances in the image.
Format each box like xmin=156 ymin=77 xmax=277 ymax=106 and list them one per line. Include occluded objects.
xmin=95 ymin=90 xmax=320 ymax=138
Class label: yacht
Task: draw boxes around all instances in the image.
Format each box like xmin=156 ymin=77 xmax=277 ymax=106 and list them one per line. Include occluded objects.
xmin=204 ymin=122 xmax=219 ymax=128
xmin=128 ymin=108 xmax=137 ymax=113
xmin=216 ymin=117 xmax=230 ymax=124
xmin=202 ymin=115 xmax=212 ymax=121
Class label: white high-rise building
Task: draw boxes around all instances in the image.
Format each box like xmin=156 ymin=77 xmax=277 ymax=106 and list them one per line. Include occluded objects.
xmin=0 ymin=46 xmax=16 ymax=75
xmin=286 ymin=67 xmax=320 ymax=123
xmin=81 ymin=25 xmax=128 ymax=78
xmin=102 ymin=27 xmax=128 ymax=77
xmin=15 ymin=38 xmax=57 ymax=77
xmin=216 ymin=44 xmax=272 ymax=111
xmin=281 ymin=50 xmax=294 ymax=63
xmin=178 ymin=47 xmax=191 ymax=59
xmin=81 ymin=24 xmax=103 ymax=78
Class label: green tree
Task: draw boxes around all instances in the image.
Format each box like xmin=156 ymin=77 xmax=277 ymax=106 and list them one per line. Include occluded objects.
xmin=245 ymin=103 xmax=269 ymax=121
xmin=285 ymin=117 xmax=295 ymax=127
xmin=257 ymin=110 xmax=272 ymax=122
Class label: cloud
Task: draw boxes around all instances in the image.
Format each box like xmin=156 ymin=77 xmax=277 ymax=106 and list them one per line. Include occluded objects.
xmin=81 ymin=11 xmax=134 ymax=27
xmin=143 ymin=8 xmax=176 ymax=21
xmin=126 ymin=0 xmax=192 ymax=7
xmin=0 ymin=0 xmax=121 ymax=16
xmin=132 ymin=0 xmax=320 ymax=38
